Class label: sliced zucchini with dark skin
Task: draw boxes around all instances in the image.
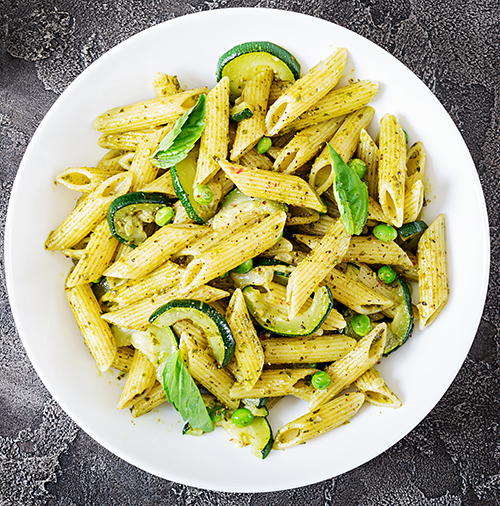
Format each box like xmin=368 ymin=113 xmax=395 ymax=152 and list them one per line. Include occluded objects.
xmin=230 ymin=101 xmax=253 ymax=122
xmin=222 ymin=416 xmax=274 ymax=459
xmin=383 ymin=277 xmax=414 ymax=356
xmin=217 ymin=41 xmax=301 ymax=101
xmin=242 ymin=285 xmax=333 ymax=337
xmin=170 ymin=148 xmax=217 ymax=224
xmin=149 ymin=299 xmax=236 ymax=368
xmin=210 ymin=188 xmax=287 ymax=229
xmin=398 ymin=220 xmax=428 ymax=252
xmin=107 ymin=192 xmax=170 ymax=247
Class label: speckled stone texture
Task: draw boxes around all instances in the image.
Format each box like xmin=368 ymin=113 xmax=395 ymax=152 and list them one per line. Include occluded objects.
xmin=1 ymin=0 xmax=499 ymax=504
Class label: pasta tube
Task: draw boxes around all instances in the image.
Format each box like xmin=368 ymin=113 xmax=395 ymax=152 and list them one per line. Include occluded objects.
xmin=417 ymin=214 xmax=449 ymax=329
xmin=273 ymin=392 xmax=365 ymax=450
xmin=265 ymin=48 xmax=347 ymax=136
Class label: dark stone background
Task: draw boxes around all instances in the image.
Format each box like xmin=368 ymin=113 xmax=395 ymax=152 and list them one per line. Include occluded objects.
xmin=1 ymin=1 xmax=499 ymax=504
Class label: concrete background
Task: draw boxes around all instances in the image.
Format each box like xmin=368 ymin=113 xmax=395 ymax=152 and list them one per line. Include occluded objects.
xmin=1 ymin=0 xmax=499 ymax=504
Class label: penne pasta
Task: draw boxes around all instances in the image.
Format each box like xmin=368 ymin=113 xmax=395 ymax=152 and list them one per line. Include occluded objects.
xmin=417 ymin=214 xmax=449 ymax=329
xmin=266 ymin=48 xmax=347 ymax=136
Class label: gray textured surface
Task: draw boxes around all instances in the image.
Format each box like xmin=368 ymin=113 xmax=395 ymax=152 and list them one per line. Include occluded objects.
xmin=1 ymin=0 xmax=499 ymax=504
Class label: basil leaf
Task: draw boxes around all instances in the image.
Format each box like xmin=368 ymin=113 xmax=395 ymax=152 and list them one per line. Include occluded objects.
xmin=150 ymin=94 xmax=207 ymax=169
xmin=328 ymin=144 xmax=369 ymax=235
xmin=162 ymin=349 xmax=214 ymax=433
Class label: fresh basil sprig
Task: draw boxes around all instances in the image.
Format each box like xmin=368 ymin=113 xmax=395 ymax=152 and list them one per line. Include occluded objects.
xmin=150 ymin=94 xmax=207 ymax=169
xmin=328 ymin=144 xmax=369 ymax=235
xmin=162 ymin=349 xmax=214 ymax=433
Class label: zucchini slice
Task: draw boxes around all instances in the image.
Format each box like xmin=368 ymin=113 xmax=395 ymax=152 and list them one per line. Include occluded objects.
xmin=170 ymin=148 xmax=217 ymax=224
xmin=383 ymin=277 xmax=414 ymax=356
xmin=149 ymin=299 xmax=236 ymax=367
xmin=217 ymin=41 xmax=301 ymax=101
xmin=110 ymin=323 xmax=178 ymax=380
xmin=222 ymin=416 xmax=274 ymax=459
xmin=398 ymin=220 xmax=428 ymax=252
xmin=210 ymin=188 xmax=287 ymax=229
xmin=242 ymin=284 xmax=333 ymax=336
xmin=230 ymin=101 xmax=254 ymax=122
xmin=107 ymin=192 xmax=170 ymax=247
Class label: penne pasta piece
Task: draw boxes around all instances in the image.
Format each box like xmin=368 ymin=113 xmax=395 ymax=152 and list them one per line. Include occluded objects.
xmin=309 ymin=323 xmax=387 ymax=409
xmin=357 ymin=128 xmax=379 ymax=199
xmin=238 ymin=148 xmax=274 ymax=171
xmin=403 ymin=180 xmax=424 ymax=223
xmin=286 ymin=80 xmax=379 ymax=131
xmin=196 ymin=76 xmax=230 ymax=184
xmin=321 ymin=307 xmax=346 ymax=331
xmin=55 ymin=166 xmax=123 ymax=193
xmin=65 ymin=219 xmax=119 ymax=288
xmin=129 ymin=127 xmax=168 ymax=191
xmin=325 ymin=267 xmax=395 ymax=315
xmin=97 ymin=130 xmax=153 ymax=151
xmin=230 ymin=368 xmax=319 ymax=399
xmin=102 ymin=284 xmax=229 ymax=331
xmin=268 ymin=79 xmax=293 ymax=106
xmin=66 ymin=283 xmax=117 ymax=372
xmin=181 ymin=333 xmax=238 ymax=410
xmin=226 ymin=289 xmax=264 ymax=390
xmin=417 ymin=214 xmax=449 ymax=329
xmin=45 ymin=172 xmax=132 ymax=251
xmin=273 ymin=117 xmax=344 ymax=174
xmin=116 ymin=349 xmax=156 ymax=409
xmin=111 ymin=346 xmax=135 ymax=372
xmin=231 ymin=69 xmax=274 ymax=161
xmin=354 ymin=367 xmax=401 ymax=408
xmin=93 ymin=88 xmax=208 ymax=134
xmin=101 ymin=261 xmax=184 ymax=307
xmin=378 ymin=113 xmax=407 ymax=227
xmin=130 ymin=381 xmax=168 ymax=417
xmin=287 ymin=220 xmax=351 ymax=319
xmin=138 ymin=170 xmax=176 ymax=197
xmin=219 ymin=161 xmax=326 ymax=213
xmin=180 ymin=211 xmax=286 ymax=291
xmin=266 ymin=48 xmax=347 ymax=136
xmin=309 ymin=107 xmax=375 ymax=195
xmin=103 ymin=224 xmax=208 ymax=279
xmin=294 ymin=234 xmax=413 ymax=268
xmin=406 ymin=141 xmax=426 ymax=189
xmin=367 ymin=195 xmax=386 ymax=222
xmin=273 ymin=392 xmax=365 ymax=450
xmin=262 ymin=334 xmax=356 ymax=365
xmin=152 ymin=73 xmax=181 ymax=98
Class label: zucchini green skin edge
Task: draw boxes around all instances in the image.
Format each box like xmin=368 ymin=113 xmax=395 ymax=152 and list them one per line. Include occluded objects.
xmin=224 ymin=416 xmax=274 ymax=459
xmin=216 ymin=41 xmax=301 ymax=81
xmin=149 ymin=299 xmax=236 ymax=367
xmin=383 ymin=277 xmax=414 ymax=356
xmin=107 ymin=192 xmax=170 ymax=247
xmin=243 ymin=285 xmax=333 ymax=337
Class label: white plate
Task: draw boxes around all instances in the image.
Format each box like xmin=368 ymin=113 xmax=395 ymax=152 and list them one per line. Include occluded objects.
xmin=5 ymin=8 xmax=490 ymax=493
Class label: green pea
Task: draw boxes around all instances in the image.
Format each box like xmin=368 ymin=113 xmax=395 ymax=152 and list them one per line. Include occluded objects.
xmin=233 ymin=258 xmax=253 ymax=274
xmin=256 ymin=137 xmax=272 ymax=154
xmin=193 ymin=185 xmax=213 ymax=205
xmin=311 ymin=371 xmax=332 ymax=390
xmin=154 ymin=206 xmax=175 ymax=226
xmin=351 ymin=314 xmax=371 ymax=336
xmin=377 ymin=265 xmax=397 ymax=284
xmin=373 ymin=223 xmax=397 ymax=242
xmin=348 ymin=158 xmax=367 ymax=179
xmin=231 ymin=408 xmax=254 ymax=427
